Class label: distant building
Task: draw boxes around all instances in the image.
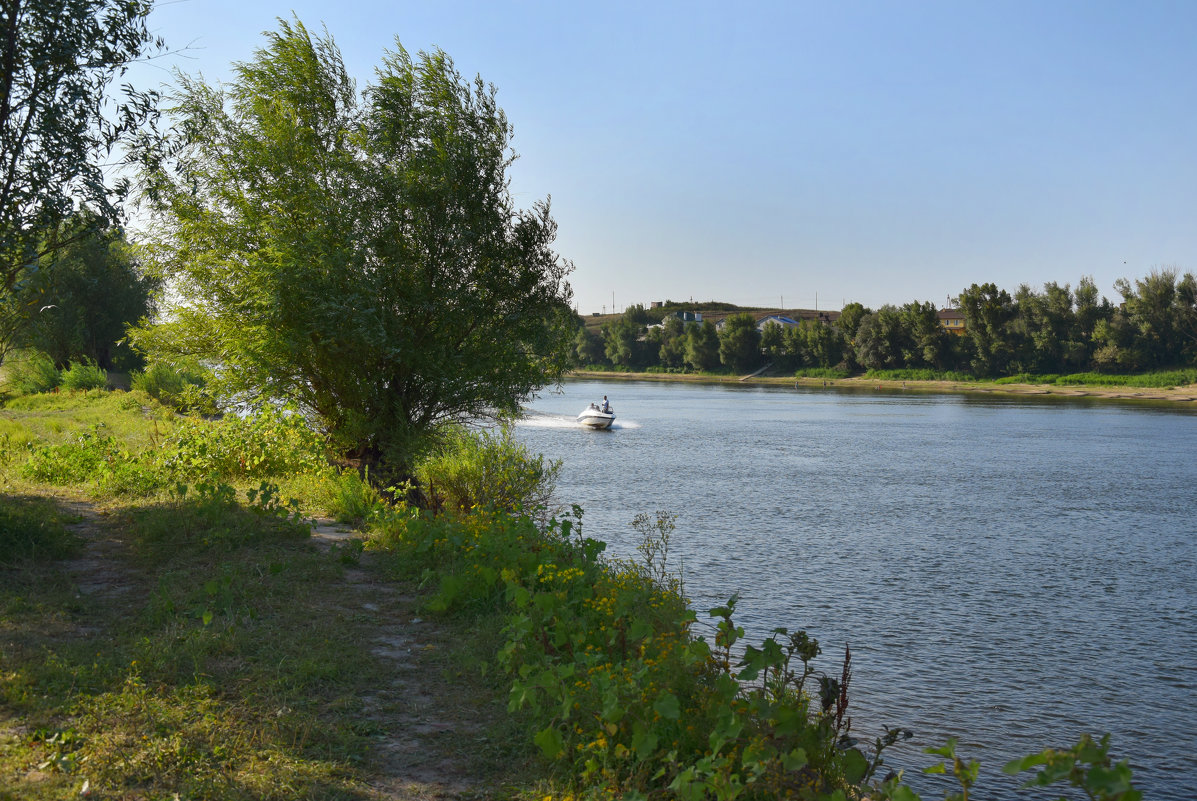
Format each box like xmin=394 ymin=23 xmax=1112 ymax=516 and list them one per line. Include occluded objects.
xmin=756 ymin=315 xmax=800 ymax=332
xmin=668 ymin=310 xmax=703 ymax=323
xmin=937 ymin=308 xmax=966 ymax=335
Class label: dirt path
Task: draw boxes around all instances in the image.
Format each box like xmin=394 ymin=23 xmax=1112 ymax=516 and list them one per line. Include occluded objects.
xmin=310 ymin=521 xmax=494 ymax=799
xmin=5 ymin=502 xmax=504 ymax=799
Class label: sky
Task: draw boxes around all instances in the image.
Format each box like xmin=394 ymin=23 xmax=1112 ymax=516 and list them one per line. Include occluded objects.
xmin=128 ymin=0 xmax=1197 ymax=315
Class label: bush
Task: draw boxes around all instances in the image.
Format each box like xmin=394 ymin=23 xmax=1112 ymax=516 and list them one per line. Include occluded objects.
xmin=19 ymin=428 xmax=163 ymax=496
xmin=131 ymin=361 xmax=214 ymax=414
xmin=157 ymin=407 xmax=329 ymax=481
xmin=416 ymin=426 xmax=560 ymax=517
xmin=60 ymin=360 xmax=108 ymax=391
xmin=4 ymin=350 xmax=61 ymax=395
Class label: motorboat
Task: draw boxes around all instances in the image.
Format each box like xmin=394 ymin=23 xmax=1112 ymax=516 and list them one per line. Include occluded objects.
xmin=577 ymin=401 xmax=615 ymax=429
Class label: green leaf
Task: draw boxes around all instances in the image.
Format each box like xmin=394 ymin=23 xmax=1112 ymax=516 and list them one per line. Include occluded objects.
xmin=842 ymin=747 xmax=869 ymax=784
xmin=782 ymin=747 xmax=808 ymax=771
xmin=534 ymin=726 xmax=564 ymax=759
xmin=1003 ymin=751 xmax=1048 ymax=774
xmin=632 ymin=723 xmax=659 ymax=761
xmin=653 ymin=692 xmax=681 ymax=721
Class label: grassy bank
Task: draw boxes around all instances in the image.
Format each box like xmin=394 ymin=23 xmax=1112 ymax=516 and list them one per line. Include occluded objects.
xmin=1 ymin=390 xmax=1142 ymax=799
xmin=570 ymin=368 xmax=1197 ymax=405
xmin=0 ymin=391 xmax=539 ymax=799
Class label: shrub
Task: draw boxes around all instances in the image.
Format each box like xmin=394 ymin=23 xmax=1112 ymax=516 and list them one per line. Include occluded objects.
xmin=417 ymin=426 xmax=561 ymax=517
xmin=4 ymin=350 xmax=60 ymax=395
xmin=131 ymin=361 xmax=215 ymax=414
xmin=157 ymin=407 xmax=329 ymax=481
xmin=60 ymin=360 xmax=108 ymax=391
xmin=19 ymin=428 xmax=164 ymax=496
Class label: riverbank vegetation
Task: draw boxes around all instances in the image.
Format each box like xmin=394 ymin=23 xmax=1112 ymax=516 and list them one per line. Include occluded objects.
xmin=1 ymin=387 xmax=1142 ymax=799
xmin=574 ymin=272 xmax=1197 ymax=387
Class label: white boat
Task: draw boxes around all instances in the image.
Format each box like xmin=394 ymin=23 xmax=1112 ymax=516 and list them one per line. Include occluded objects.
xmin=577 ymin=402 xmax=615 ymax=429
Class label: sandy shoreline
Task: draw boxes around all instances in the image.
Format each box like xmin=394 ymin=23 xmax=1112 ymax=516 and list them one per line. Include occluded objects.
xmin=569 ymin=370 xmax=1197 ymax=405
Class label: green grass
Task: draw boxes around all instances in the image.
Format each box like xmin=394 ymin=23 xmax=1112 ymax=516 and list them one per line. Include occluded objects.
xmin=0 ymin=494 xmax=79 ymax=564
xmin=0 ymin=392 xmax=543 ymax=799
xmin=863 ymin=368 xmax=975 ymax=382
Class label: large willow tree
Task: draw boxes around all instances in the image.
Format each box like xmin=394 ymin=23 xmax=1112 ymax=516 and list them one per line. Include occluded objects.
xmin=136 ymin=19 xmax=574 ymax=478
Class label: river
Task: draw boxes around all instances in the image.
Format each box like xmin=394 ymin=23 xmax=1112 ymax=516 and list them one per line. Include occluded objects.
xmin=513 ymin=378 xmax=1197 ymax=799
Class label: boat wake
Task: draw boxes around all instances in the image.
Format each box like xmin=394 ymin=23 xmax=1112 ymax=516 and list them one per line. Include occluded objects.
xmin=517 ymin=410 xmax=581 ymax=429
xmin=517 ymin=409 xmax=639 ymax=430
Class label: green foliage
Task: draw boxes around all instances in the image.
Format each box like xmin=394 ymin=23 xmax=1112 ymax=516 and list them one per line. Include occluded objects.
xmin=992 ymin=373 xmax=1061 ymax=385
xmin=135 ymin=480 xmax=309 ymax=552
xmin=318 ymin=469 xmax=387 ymax=524
xmin=0 ymin=495 xmax=79 ymax=563
xmin=15 ymin=214 xmax=157 ymax=371
xmin=718 ymin=313 xmax=763 ymax=373
xmin=158 ymin=408 xmax=329 ymax=482
xmin=134 ymin=19 xmax=574 ymax=480
xmin=864 ymin=369 xmax=974 ymax=382
xmin=684 ymin=320 xmax=721 ymax=372
xmin=18 ymin=427 xmax=159 ymax=496
xmin=1054 ymin=370 xmax=1197 ymax=388
xmin=1 ymin=0 xmax=162 ymax=294
xmin=130 ymin=361 xmax=214 ymax=414
xmin=59 ymin=360 xmax=107 ymax=391
xmin=1003 ymin=733 xmax=1141 ymax=801
xmin=3 ymin=349 xmax=61 ymax=395
xmin=795 ymin=367 xmax=851 ymax=379
xmin=417 ymin=426 xmax=561 ymax=517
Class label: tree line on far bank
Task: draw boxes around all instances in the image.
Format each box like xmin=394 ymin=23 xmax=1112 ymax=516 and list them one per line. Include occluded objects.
xmin=572 ymin=271 xmax=1197 ymax=379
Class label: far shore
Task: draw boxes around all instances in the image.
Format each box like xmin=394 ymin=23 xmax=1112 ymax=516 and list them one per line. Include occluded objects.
xmin=569 ymin=369 xmax=1197 ymax=405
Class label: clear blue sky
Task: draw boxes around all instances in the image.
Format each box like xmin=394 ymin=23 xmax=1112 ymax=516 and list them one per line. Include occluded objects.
xmin=132 ymin=0 xmax=1197 ymax=315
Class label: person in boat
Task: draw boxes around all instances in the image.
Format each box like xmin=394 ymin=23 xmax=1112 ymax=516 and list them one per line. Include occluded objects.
xmin=601 ymin=396 xmax=611 ymax=413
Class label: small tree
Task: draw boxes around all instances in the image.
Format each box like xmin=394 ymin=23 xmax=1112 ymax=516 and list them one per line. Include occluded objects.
xmin=18 ymin=213 xmax=155 ymax=370
xmin=135 ymin=20 xmax=574 ymax=481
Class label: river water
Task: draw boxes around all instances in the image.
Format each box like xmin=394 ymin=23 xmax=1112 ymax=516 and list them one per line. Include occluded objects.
xmin=513 ymin=378 xmax=1197 ymax=799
